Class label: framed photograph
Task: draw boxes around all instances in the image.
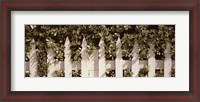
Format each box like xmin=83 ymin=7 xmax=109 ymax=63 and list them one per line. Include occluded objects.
xmin=0 ymin=0 xmax=199 ymax=101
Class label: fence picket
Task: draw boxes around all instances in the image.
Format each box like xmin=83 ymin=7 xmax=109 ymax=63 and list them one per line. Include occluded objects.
xmin=81 ymin=37 xmax=89 ymax=77
xmin=29 ymin=40 xmax=38 ymax=77
xmin=132 ymin=42 xmax=140 ymax=77
xmin=164 ymin=43 xmax=172 ymax=77
xmin=98 ymin=38 xmax=106 ymax=77
xmin=47 ymin=48 xmax=56 ymax=77
xmin=148 ymin=44 xmax=156 ymax=77
xmin=115 ymin=37 xmax=123 ymax=77
xmin=89 ymin=50 xmax=98 ymax=77
xmin=64 ymin=37 xmax=72 ymax=77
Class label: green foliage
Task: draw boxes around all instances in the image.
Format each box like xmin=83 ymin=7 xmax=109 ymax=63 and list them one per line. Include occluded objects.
xmin=154 ymin=69 xmax=164 ymax=77
xmin=52 ymin=70 xmax=65 ymax=77
xmin=123 ymin=69 xmax=133 ymax=77
xmin=156 ymin=25 xmax=175 ymax=60
xmin=72 ymin=70 xmax=81 ymax=77
xmin=105 ymin=68 xmax=115 ymax=77
xmin=135 ymin=25 xmax=151 ymax=60
xmin=25 ymin=25 xmax=175 ymax=61
xmin=121 ymin=34 xmax=135 ymax=60
xmin=103 ymin=32 xmax=118 ymax=60
xmin=25 ymin=71 xmax=30 ymax=77
xmin=25 ymin=25 xmax=175 ymax=76
xmin=35 ymin=41 xmax=48 ymax=77
xmin=138 ymin=66 xmax=149 ymax=77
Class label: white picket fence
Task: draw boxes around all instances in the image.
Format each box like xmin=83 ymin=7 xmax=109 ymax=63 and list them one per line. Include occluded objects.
xmin=25 ymin=37 xmax=175 ymax=77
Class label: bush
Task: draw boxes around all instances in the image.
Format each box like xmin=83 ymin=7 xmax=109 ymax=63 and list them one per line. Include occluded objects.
xmin=25 ymin=71 xmax=31 ymax=77
xmin=123 ymin=69 xmax=133 ymax=77
xmin=52 ymin=70 xmax=65 ymax=77
xmin=138 ymin=66 xmax=149 ymax=77
xmin=154 ymin=69 xmax=164 ymax=77
xmin=105 ymin=68 xmax=115 ymax=77
xmin=171 ymin=68 xmax=175 ymax=77
xmin=72 ymin=70 xmax=81 ymax=77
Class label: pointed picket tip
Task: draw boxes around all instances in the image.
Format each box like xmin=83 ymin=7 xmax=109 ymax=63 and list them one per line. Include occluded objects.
xmin=134 ymin=42 xmax=138 ymax=48
xmin=31 ymin=39 xmax=35 ymax=43
xmin=116 ymin=37 xmax=122 ymax=47
xmin=30 ymin=39 xmax=36 ymax=51
xmin=81 ymin=37 xmax=87 ymax=47
xmin=47 ymin=48 xmax=55 ymax=55
xmin=64 ymin=37 xmax=71 ymax=47
xmin=81 ymin=37 xmax=88 ymax=55
xmin=131 ymin=42 xmax=139 ymax=56
xmin=30 ymin=39 xmax=36 ymax=46
xmin=99 ymin=38 xmax=105 ymax=47
xmin=165 ymin=42 xmax=171 ymax=54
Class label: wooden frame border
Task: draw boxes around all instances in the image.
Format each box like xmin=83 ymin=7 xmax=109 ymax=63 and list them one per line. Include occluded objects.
xmin=0 ymin=0 xmax=199 ymax=102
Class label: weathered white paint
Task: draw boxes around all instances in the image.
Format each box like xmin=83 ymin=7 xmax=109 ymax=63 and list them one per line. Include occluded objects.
xmin=115 ymin=37 xmax=123 ymax=77
xmin=148 ymin=44 xmax=156 ymax=77
xmin=139 ymin=60 xmax=148 ymax=69
xmin=81 ymin=37 xmax=89 ymax=77
xmin=88 ymin=50 xmax=98 ymax=77
xmin=54 ymin=61 xmax=64 ymax=70
xmin=72 ymin=61 xmax=81 ymax=70
xmin=64 ymin=37 xmax=72 ymax=77
xmin=93 ymin=51 xmax=99 ymax=77
xmin=164 ymin=43 xmax=172 ymax=77
xmin=131 ymin=42 xmax=139 ymax=77
xmin=155 ymin=60 xmax=164 ymax=69
xmin=29 ymin=40 xmax=38 ymax=77
xmin=47 ymin=48 xmax=56 ymax=77
xmin=98 ymin=38 xmax=106 ymax=77
xmin=106 ymin=60 xmax=115 ymax=70
xmin=26 ymin=37 xmax=175 ymax=77
xmin=123 ymin=60 xmax=132 ymax=69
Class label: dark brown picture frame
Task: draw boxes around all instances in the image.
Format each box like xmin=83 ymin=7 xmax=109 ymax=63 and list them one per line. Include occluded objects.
xmin=0 ymin=0 xmax=199 ymax=102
